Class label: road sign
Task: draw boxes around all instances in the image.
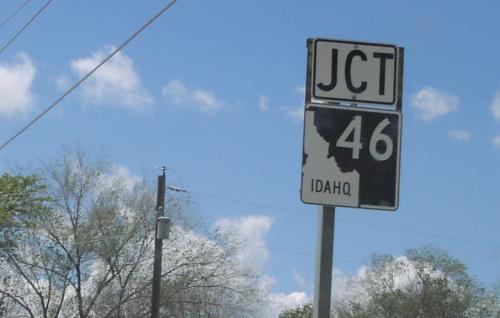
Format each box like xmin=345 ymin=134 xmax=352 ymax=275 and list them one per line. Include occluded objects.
xmin=301 ymin=103 xmax=401 ymax=210
xmin=312 ymin=38 xmax=399 ymax=105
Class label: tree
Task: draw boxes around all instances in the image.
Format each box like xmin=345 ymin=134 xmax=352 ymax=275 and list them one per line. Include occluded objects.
xmin=0 ymin=173 xmax=49 ymax=248
xmin=0 ymin=173 xmax=51 ymax=316
xmin=279 ymin=303 xmax=313 ymax=318
xmin=0 ymin=147 xmax=266 ymax=317
xmin=333 ymin=245 xmax=500 ymax=318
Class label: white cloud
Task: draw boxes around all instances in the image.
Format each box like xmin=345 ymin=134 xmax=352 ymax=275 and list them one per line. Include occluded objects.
xmin=0 ymin=53 xmax=36 ymax=118
xmin=411 ymin=86 xmax=459 ymax=121
xmin=259 ymin=95 xmax=269 ymax=112
xmin=448 ymin=130 xmax=471 ymax=141
xmin=214 ymin=215 xmax=273 ymax=268
xmin=214 ymin=215 xmax=314 ymax=317
xmin=267 ymin=291 xmax=309 ymax=316
xmin=292 ymin=269 xmax=309 ymax=289
xmin=282 ymin=86 xmax=307 ymax=122
xmin=70 ymin=46 xmax=152 ymax=110
xmin=331 ymin=267 xmax=370 ymax=305
xmin=99 ymin=164 xmax=141 ymax=192
xmin=213 ymin=215 xmax=313 ymax=318
xmin=55 ymin=75 xmax=69 ymax=92
xmin=493 ymin=135 xmax=500 ymax=148
xmin=284 ymin=105 xmax=304 ymax=122
xmin=491 ymin=91 xmax=500 ymax=120
xmin=295 ymin=86 xmax=306 ymax=95
xmin=162 ymin=79 xmax=224 ymax=114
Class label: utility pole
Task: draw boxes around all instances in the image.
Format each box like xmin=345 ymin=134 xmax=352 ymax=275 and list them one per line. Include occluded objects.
xmin=151 ymin=167 xmax=167 ymax=318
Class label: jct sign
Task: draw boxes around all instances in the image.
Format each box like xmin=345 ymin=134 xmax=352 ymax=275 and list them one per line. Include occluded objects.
xmin=312 ymin=39 xmax=399 ymax=105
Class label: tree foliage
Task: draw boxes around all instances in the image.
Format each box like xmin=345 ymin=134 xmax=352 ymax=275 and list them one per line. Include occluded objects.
xmin=0 ymin=148 xmax=266 ymax=317
xmin=279 ymin=303 xmax=313 ymax=318
xmin=0 ymin=173 xmax=50 ymax=248
xmin=280 ymin=247 xmax=500 ymax=318
xmin=333 ymin=245 xmax=500 ymax=318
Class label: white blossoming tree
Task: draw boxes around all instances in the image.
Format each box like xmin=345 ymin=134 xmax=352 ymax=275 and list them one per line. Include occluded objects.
xmin=0 ymin=148 xmax=265 ymax=317
xmin=332 ymin=246 xmax=500 ymax=318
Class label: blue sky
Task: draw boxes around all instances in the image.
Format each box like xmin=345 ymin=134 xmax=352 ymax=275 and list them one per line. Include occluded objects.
xmin=0 ymin=0 xmax=499 ymax=311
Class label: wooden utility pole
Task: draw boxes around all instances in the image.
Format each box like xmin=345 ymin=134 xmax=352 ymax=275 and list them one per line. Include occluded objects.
xmin=151 ymin=167 xmax=166 ymax=318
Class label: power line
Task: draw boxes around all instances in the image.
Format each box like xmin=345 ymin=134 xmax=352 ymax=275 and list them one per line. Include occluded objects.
xmin=333 ymin=218 xmax=500 ymax=250
xmin=0 ymin=227 xmax=352 ymax=264
xmin=0 ymin=0 xmax=32 ymax=29
xmin=3 ymin=190 xmax=496 ymax=265
xmin=189 ymin=191 xmax=500 ymax=250
xmin=5 ymin=185 xmax=488 ymax=255
xmin=0 ymin=0 xmax=179 ymax=152
xmin=0 ymin=195 xmax=495 ymax=266
xmin=264 ymin=245 xmax=360 ymax=265
xmin=0 ymin=0 xmax=52 ymax=56
xmin=190 ymin=191 xmax=314 ymax=216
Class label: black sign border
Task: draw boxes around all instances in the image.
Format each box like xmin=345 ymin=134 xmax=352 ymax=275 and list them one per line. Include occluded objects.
xmin=300 ymin=103 xmax=402 ymax=211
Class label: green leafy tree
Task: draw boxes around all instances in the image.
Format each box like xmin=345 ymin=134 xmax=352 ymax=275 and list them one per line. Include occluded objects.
xmin=0 ymin=173 xmax=50 ymax=315
xmin=0 ymin=173 xmax=49 ymax=248
xmin=279 ymin=303 xmax=313 ymax=318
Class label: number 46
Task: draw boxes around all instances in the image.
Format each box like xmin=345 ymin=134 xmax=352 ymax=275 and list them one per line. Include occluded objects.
xmin=336 ymin=116 xmax=393 ymax=161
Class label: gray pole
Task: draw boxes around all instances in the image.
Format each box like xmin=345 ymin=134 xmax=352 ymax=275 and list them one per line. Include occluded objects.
xmin=151 ymin=167 xmax=166 ymax=318
xmin=312 ymin=206 xmax=335 ymax=318
xmin=305 ymin=38 xmax=336 ymax=318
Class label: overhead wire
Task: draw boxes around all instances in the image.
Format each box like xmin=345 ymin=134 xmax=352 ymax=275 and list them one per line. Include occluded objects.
xmin=0 ymin=231 xmax=361 ymax=265
xmin=0 ymin=0 xmax=494 ymax=253
xmin=332 ymin=218 xmax=500 ymax=249
xmin=0 ymin=0 xmax=52 ymax=56
xmin=0 ymin=0 xmax=179 ymax=152
xmin=0 ymin=199 xmax=356 ymax=264
xmin=188 ymin=190 xmax=500 ymax=250
xmin=190 ymin=191 xmax=314 ymax=216
xmin=2 ymin=192 xmax=497 ymax=261
xmin=0 ymin=0 xmax=489 ymax=279
xmin=2 ymin=192 xmax=496 ymax=266
xmin=0 ymin=0 xmax=32 ymax=30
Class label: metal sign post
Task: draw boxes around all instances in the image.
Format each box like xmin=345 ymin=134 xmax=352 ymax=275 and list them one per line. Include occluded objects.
xmin=305 ymin=39 xmax=336 ymax=318
xmin=313 ymin=206 xmax=335 ymax=318
xmin=303 ymin=37 xmax=404 ymax=318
